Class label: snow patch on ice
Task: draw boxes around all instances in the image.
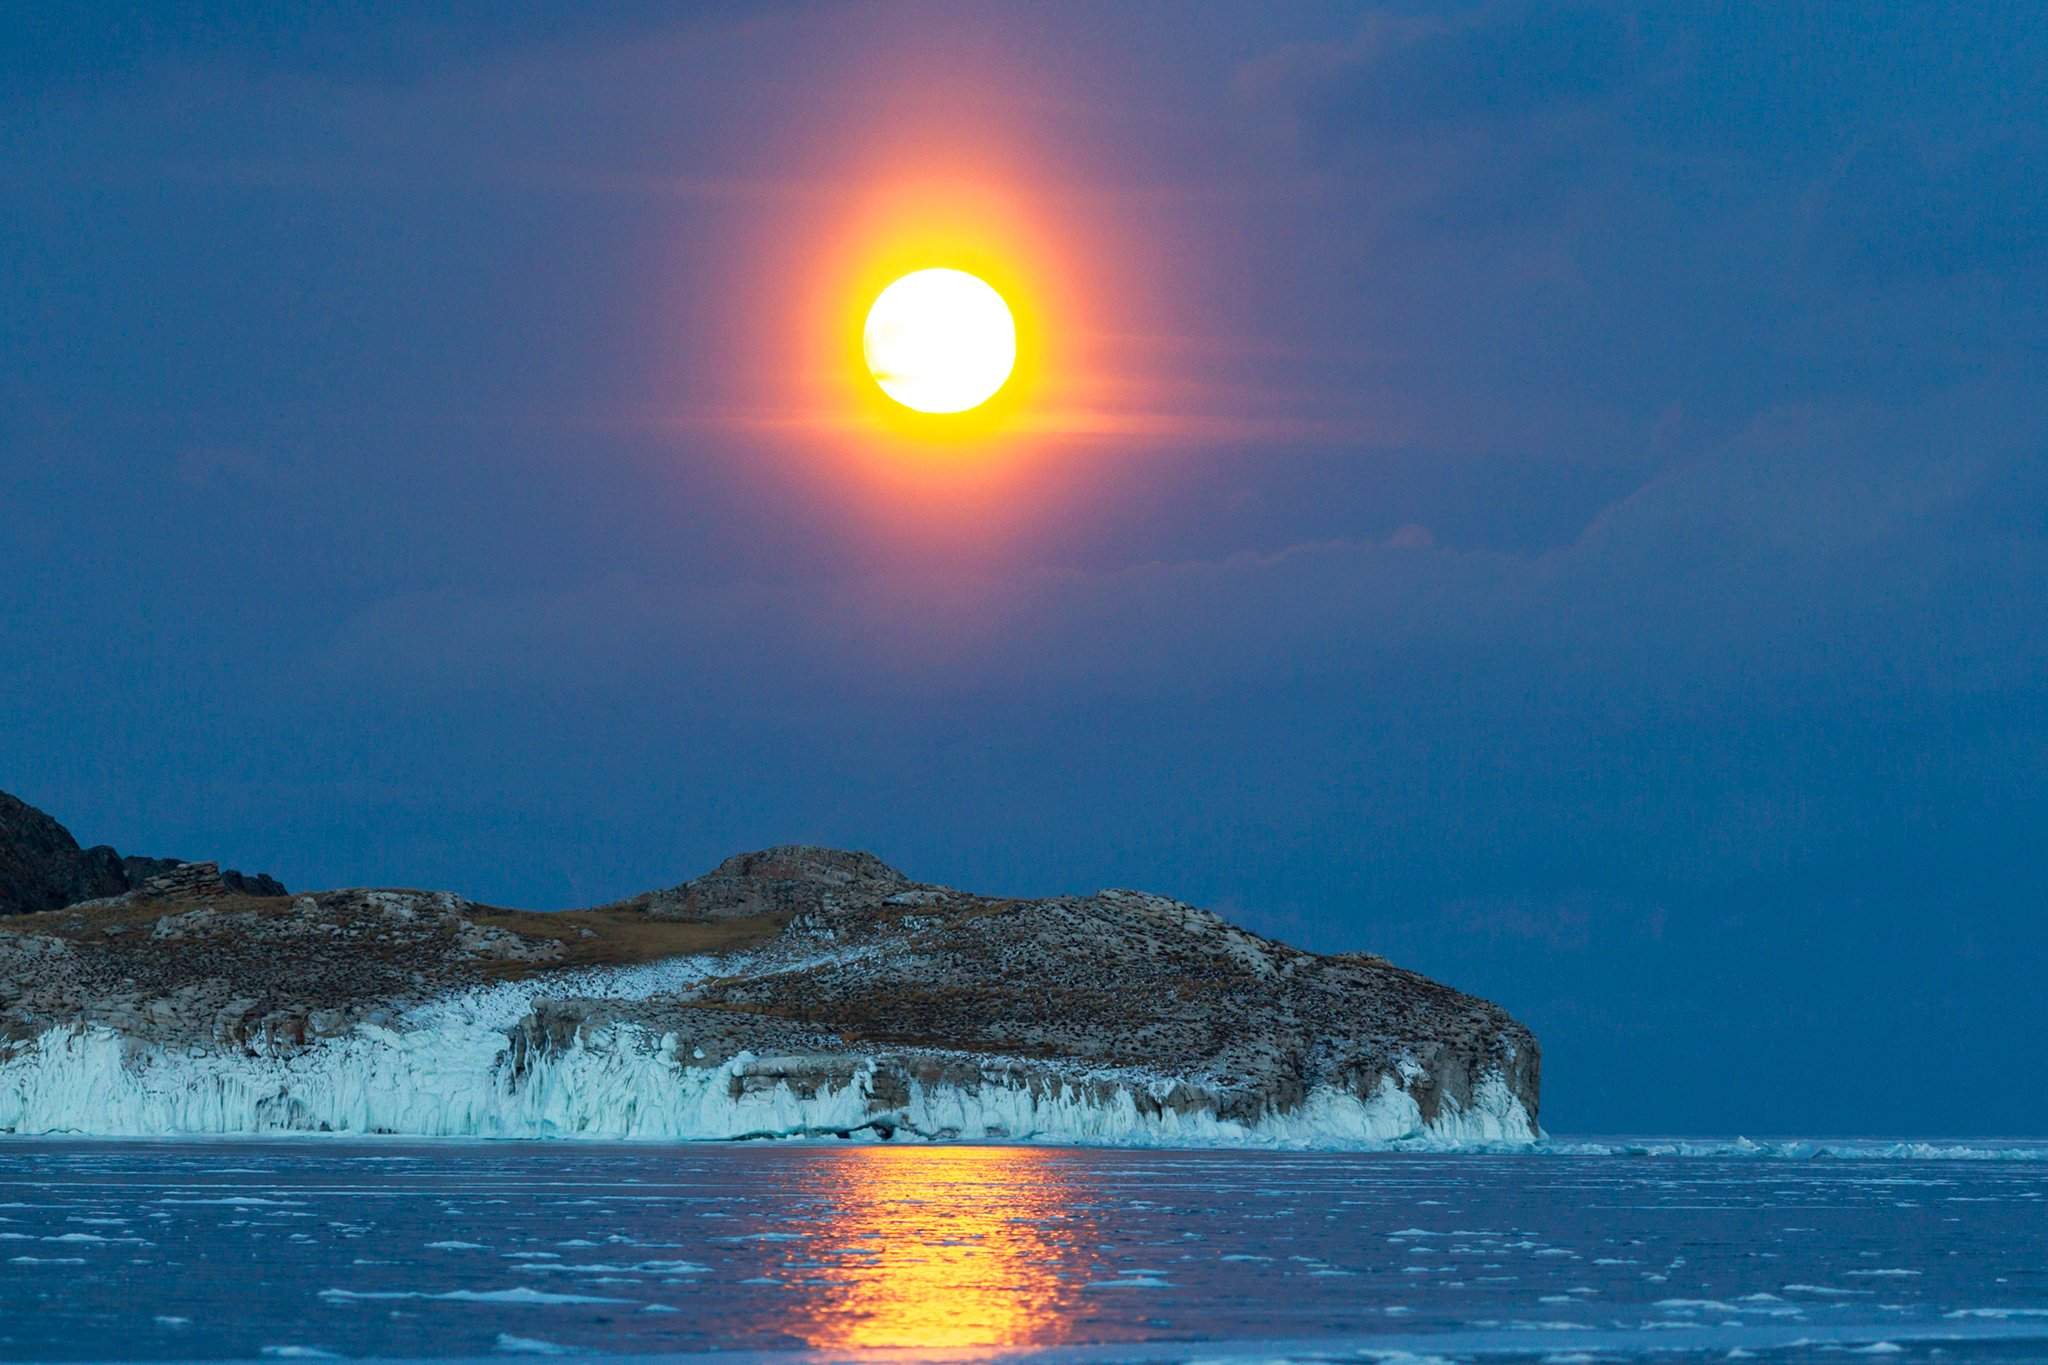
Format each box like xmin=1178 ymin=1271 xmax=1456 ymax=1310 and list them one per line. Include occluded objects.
xmin=320 ymin=1286 xmax=631 ymax=1306
xmin=494 ymin=1334 xmax=571 ymax=1355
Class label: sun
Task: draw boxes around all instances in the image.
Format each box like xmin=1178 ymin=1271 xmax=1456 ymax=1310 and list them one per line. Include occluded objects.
xmin=863 ymin=268 xmax=1017 ymax=415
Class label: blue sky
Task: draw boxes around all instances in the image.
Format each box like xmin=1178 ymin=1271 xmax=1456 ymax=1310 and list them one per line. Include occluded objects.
xmin=3 ymin=3 xmax=2044 ymax=1135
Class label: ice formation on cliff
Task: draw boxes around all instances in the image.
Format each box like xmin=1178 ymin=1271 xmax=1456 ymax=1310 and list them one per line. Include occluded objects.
xmin=0 ymin=844 xmax=1548 ymax=1148
xmin=0 ymin=963 xmax=1537 ymax=1147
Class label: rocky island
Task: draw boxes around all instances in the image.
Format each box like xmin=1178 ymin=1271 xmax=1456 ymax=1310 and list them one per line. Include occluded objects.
xmin=0 ymin=792 xmax=1539 ymax=1146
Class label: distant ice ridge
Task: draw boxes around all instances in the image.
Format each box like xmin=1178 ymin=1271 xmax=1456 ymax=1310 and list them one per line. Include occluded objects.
xmin=0 ymin=1013 xmax=1534 ymax=1148
xmin=1535 ymin=1136 xmax=2048 ymax=1162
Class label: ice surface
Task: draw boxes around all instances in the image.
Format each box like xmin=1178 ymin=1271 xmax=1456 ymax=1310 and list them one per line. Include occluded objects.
xmin=4 ymin=1139 xmax=2046 ymax=1363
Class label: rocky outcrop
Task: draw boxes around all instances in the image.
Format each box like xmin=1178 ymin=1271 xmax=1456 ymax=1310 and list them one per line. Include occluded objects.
xmin=0 ymin=791 xmax=286 ymax=916
xmin=0 ymin=792 xmax=129 ymax=916
xmin=0 ymin=838 xmax=1539 ymax=1146
xmin=617 ymin=847 xmax=912 ymax=922
xmin=118 ymin=857 xmax=287 ymax=900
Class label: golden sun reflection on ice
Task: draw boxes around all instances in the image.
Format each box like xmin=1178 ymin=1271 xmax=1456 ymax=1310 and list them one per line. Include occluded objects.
xmin=791 ymin=1146 xmax=1094 ymax=1353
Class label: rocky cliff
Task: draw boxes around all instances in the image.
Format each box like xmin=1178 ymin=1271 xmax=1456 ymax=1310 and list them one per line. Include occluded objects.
xmin=0 ymin=823 xmax=1539 ymax=1146
xmin=0 ymin=791 xmax=284 ymax=917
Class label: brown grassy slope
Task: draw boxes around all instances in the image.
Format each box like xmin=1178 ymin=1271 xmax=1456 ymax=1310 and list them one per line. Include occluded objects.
xmin=466 ymin=907 xmax=788 ymax=977
xmin=0 ymin=894 xmax=787 ymax=980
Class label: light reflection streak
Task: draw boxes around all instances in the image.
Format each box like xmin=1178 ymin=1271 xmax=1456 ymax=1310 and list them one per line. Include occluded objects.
xmin=786 ymin=1146 xmax=1098 ymax=1353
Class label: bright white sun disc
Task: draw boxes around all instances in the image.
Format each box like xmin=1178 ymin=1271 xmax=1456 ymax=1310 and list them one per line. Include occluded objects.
xmin=863 ymin=268 xmax=1017 ymax=414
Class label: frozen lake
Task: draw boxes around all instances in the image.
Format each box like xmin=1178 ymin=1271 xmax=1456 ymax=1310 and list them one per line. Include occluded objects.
xmin=2 ymin=1139 xmax=2045 ymax=1362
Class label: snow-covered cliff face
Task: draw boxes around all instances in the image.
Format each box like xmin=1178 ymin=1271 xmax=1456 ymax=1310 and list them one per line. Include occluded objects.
xmin=0 ymin=847 xmax=1541 ymax=1146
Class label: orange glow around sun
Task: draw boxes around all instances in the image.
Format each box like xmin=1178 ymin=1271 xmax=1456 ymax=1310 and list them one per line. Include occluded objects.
xmin=794 ymin=169 xmax=1092 ymax=476
xmin=653 ymin=141 xmax=1140 ymax=552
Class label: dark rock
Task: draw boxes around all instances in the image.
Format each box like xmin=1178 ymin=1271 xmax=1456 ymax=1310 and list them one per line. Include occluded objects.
xmin=0 ymin=794 xmax=129 ymax=915
xmin=120 ymin=856 xmax=187 ymax=887
xmin=0 ymin=790 xmax=287 ymax=915
xmin=223 ymin=870 xmax=288 ymax=897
